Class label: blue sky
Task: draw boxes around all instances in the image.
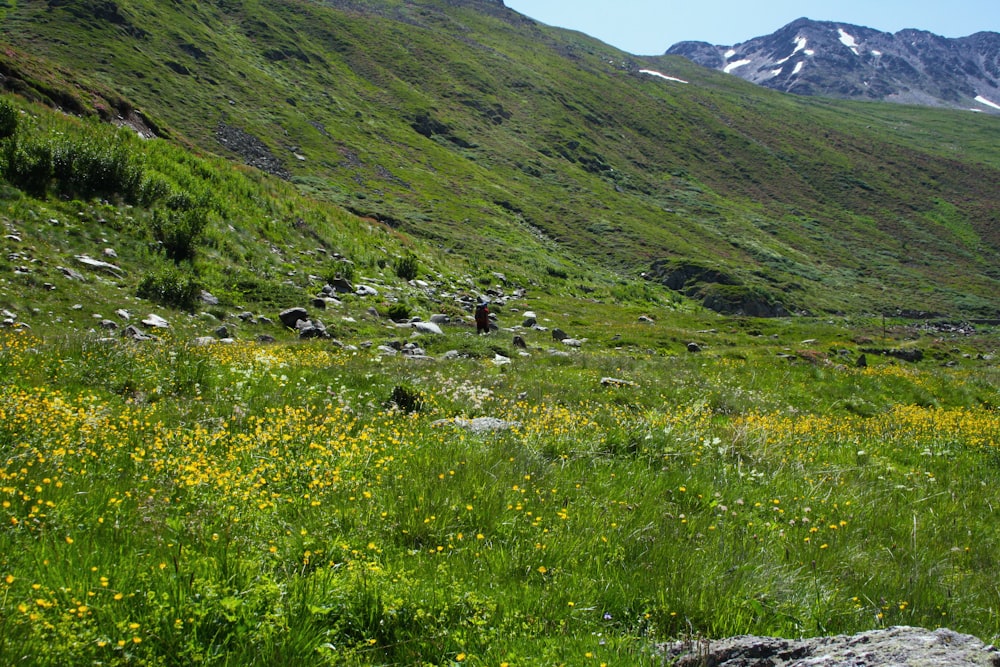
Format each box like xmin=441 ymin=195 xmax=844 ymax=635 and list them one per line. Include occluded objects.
xmin=502 ymin=1 xmax=1000 ymax=55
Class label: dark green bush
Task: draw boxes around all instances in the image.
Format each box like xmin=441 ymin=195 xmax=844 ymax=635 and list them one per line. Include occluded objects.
xmin=389 ymin=384 xmax=423 ymax=413
xmin=136 ymin=267 xmax=202 ymax=311
xmin=386 ymin=302 xmax=410 ymax=321
xmin=394 ymin=253 xmax=418 ymax=281
xmin=0 ymin=98 xmax=17 ymax=139
xmin=2 ymin=138 xmax=53 ymax=197
xmin=150 ymin=206 xmax=209 ymax=263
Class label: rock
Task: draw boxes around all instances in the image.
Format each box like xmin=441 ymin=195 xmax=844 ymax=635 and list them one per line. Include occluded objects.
xmin=377 ymin=345 xmax=398 ymax=356
xmin=103 ymin=247 xmax=118 ymax=259
xmin=193 ymin=336 xmax=217 ymax=346
xmin=123 ymin=325 xmax=154 ymax=341
xmin=279 ymin=307 xmax=308 ymax=328
xmin=659 ymin=626 xmax=1000 ymax=667
xmin=311 ymin=297 xmax=327 ymax=309
xmin=561 ymin=338 xmax=583 ymax=347
xmin=431 ymin=417 xmax=522 ymax=434
xmin=429 ymin=314 xmax=450 ymax=325
xmin=256 ymin=334 xmax=276 ymax=343
xmin=639 ymin=315 xmax=655 ymax=323
xmin=493 ymin=354 xmax=512 ymax=365
xmin=601 ymin=377 xmax=637 ymax=387
xmin=214 ymin=325 xmax=231 ymax=339
xmin=142 ymin=314 xmax=170 ymax=328
xmin=687 ymin=342 xmax=702 ymax=353
xmin=412 ymin=321 xmax=444 ymax=335
xmin=116 ymin=309 xmax=131 ymax=321
xmin=201 ymin=290 xmax=220 ymax=305
xmin=100 ymin=319 xmax=118 ymax=330
xmin=552 ymin=328 xmax=569 ymax=341
xmin=523 ymin=315 xmax=538 ymax=328
xmin=298 ymin=319 xmax=328 ymax=339
xmin=355 ymin=284 xmax=378 ymax=297
xmin=59 ymin=266 xmax=87 ymax=281
xmin=238 ymin=311 xmax=255 ymax=322
xmin=329 ymin=276 xmax=354 ymax=293
xmin=513 ymin=335 xmax=527 ymax=349
xmin=856 ymin=353 xmax=868 ymax=368
xmin=74 ymin=254 xmax=124 ymax=278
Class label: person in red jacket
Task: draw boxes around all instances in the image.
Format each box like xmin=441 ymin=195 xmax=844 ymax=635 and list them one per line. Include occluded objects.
xmin=474 ymin=299 xmax=490 ymax=335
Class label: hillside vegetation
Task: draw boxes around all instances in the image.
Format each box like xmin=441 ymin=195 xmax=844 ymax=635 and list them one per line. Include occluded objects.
xmin=0 ymin=0 xmax=998 ymax=317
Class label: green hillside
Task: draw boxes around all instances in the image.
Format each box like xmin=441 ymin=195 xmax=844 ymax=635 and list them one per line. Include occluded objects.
xmin=1 ymin=0 xmax=998 ymax=317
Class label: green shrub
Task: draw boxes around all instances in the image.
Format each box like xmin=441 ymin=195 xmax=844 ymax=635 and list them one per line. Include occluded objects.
xmin=136 ymin=266 xmax=202 ymax=311
xmin=0 ymin=97 xmax=17 ymax=139
xmin=386 ymin=302 xmax=410 ymax=321
xmin=394 ymin=253 xmax=418 ymax=281
xmin=150 ymin=206 xmax=209 ymax=263
xmin=2 ymin=137 xmax=53 ymax=197
xmin=389 ymin=384 xmax=423 ymax=413
xmin=51 ymin=132 xmax=145 ymax=202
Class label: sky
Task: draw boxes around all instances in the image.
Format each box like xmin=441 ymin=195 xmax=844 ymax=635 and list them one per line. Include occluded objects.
xmin=502 ymin=1 xmax=1000 ymax=55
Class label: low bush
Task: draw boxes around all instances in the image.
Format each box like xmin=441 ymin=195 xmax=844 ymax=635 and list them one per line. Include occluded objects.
xmin=136 ymin=266 xmax=202 ymax=311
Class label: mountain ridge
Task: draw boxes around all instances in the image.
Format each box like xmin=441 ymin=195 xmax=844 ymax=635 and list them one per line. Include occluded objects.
xmin=667 ymin=18 xmax=1000 ymax=114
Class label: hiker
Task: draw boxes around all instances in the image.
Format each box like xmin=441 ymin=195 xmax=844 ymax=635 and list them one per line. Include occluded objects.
xmin=474 ymin=299 xmax=491 ymax=335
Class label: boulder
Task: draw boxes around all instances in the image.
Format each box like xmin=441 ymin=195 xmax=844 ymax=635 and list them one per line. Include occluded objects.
xmin=142 ymin=314 xmax=170 ymax=328
xmin=659 ymin=626 xmax=999 ymax=667
xmin=552 ymin=328 xmax=569 ymax=341
xmin=412 ymin=321 xmax=444 ymax=335
xmin=279 ymin=307 xmax=308 ymax=328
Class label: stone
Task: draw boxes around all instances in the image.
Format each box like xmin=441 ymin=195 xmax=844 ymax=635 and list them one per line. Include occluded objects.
xmin=431 ymin=417 xmax=522 ymax=434
xmin=279 ymin=307 xmax=308 ymax=328
xmin=561 ymin=338 xmax=583 ymax=347
xmin=200 ymin=290 xmax=219 ymax=305
xmin=429 ymin=314 xmax=450 ymax=324
xmin=687 ymin=342 xmax=702 ymax=353
xmin=142 ymin=314 xmax=170 ymax=328
xmin=513 ymin=335 xmax=527 ymax=349
xmin=74 ymin=254 xmax=124 ymax=278
xmin=856 ymin=353 xmax=868 ymax=368
xmin=411 ymin=321 xmax=444 ymax=335
xmin=659 ymin=626 xmax=1000 ymax=667
xmin=552 ymin=328 xmax=569 ymax=341
xmin=601 ymin=377 xmax=637 ymax=387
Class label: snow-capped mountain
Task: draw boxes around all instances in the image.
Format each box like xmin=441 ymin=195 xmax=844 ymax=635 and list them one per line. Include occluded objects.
xmin=667 ymin=18 xmax=1000 ymax=114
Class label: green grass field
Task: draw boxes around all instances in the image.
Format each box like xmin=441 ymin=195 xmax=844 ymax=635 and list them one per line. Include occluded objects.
xmin=2 ymin=318 xmax=998 ymax=665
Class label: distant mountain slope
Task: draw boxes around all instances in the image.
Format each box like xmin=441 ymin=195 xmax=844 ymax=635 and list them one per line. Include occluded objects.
xmin=667 ymin=18 xmax=1000 ymax=114
xmin=1 ymin=1 xmax=999 ymax=317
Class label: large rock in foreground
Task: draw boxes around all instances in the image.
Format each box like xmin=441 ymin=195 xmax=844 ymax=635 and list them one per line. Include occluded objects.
xmin=659 ymin=626 xmax=1000 ymax=667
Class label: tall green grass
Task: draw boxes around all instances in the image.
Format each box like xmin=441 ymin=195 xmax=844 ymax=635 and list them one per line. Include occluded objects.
xmin=1 ymin=329 xmax=998 ymax=665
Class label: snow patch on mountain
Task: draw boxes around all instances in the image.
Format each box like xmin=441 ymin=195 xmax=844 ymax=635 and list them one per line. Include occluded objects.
xmin=975 ymin=95 xmax=1000 ymax=111
xmin=838 ymin=28 xmax=860 ymax=55
xmin=724 ymin=58 xmax=752 ymax=74
xmin=639 ymin=69 xmax=688 ymax=84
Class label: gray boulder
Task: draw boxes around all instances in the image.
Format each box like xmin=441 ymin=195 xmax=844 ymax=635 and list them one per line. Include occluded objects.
xmin=279 ymin=307 xmax=308 ymax=328
xmin=412 ymin=321 xmax=444 ymax=335
xmin=659 ymin=626 xmax=1000 ymax=667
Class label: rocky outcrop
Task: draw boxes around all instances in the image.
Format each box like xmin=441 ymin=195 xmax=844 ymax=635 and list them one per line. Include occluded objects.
xmin=659 ymin=626 xmax=1000 ymax=667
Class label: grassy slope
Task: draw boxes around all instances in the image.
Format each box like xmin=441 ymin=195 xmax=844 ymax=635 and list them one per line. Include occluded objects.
xmin=1 ymin=0 xmax=999 ymax=317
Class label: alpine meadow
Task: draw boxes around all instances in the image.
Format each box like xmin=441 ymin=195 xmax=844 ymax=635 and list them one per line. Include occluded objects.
xmin=1 ymin=1 xmax=999 ymax=665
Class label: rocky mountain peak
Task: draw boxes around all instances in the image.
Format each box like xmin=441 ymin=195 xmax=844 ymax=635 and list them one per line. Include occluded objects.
xmin=666 ymin=18 xmax=1000 ymax=113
